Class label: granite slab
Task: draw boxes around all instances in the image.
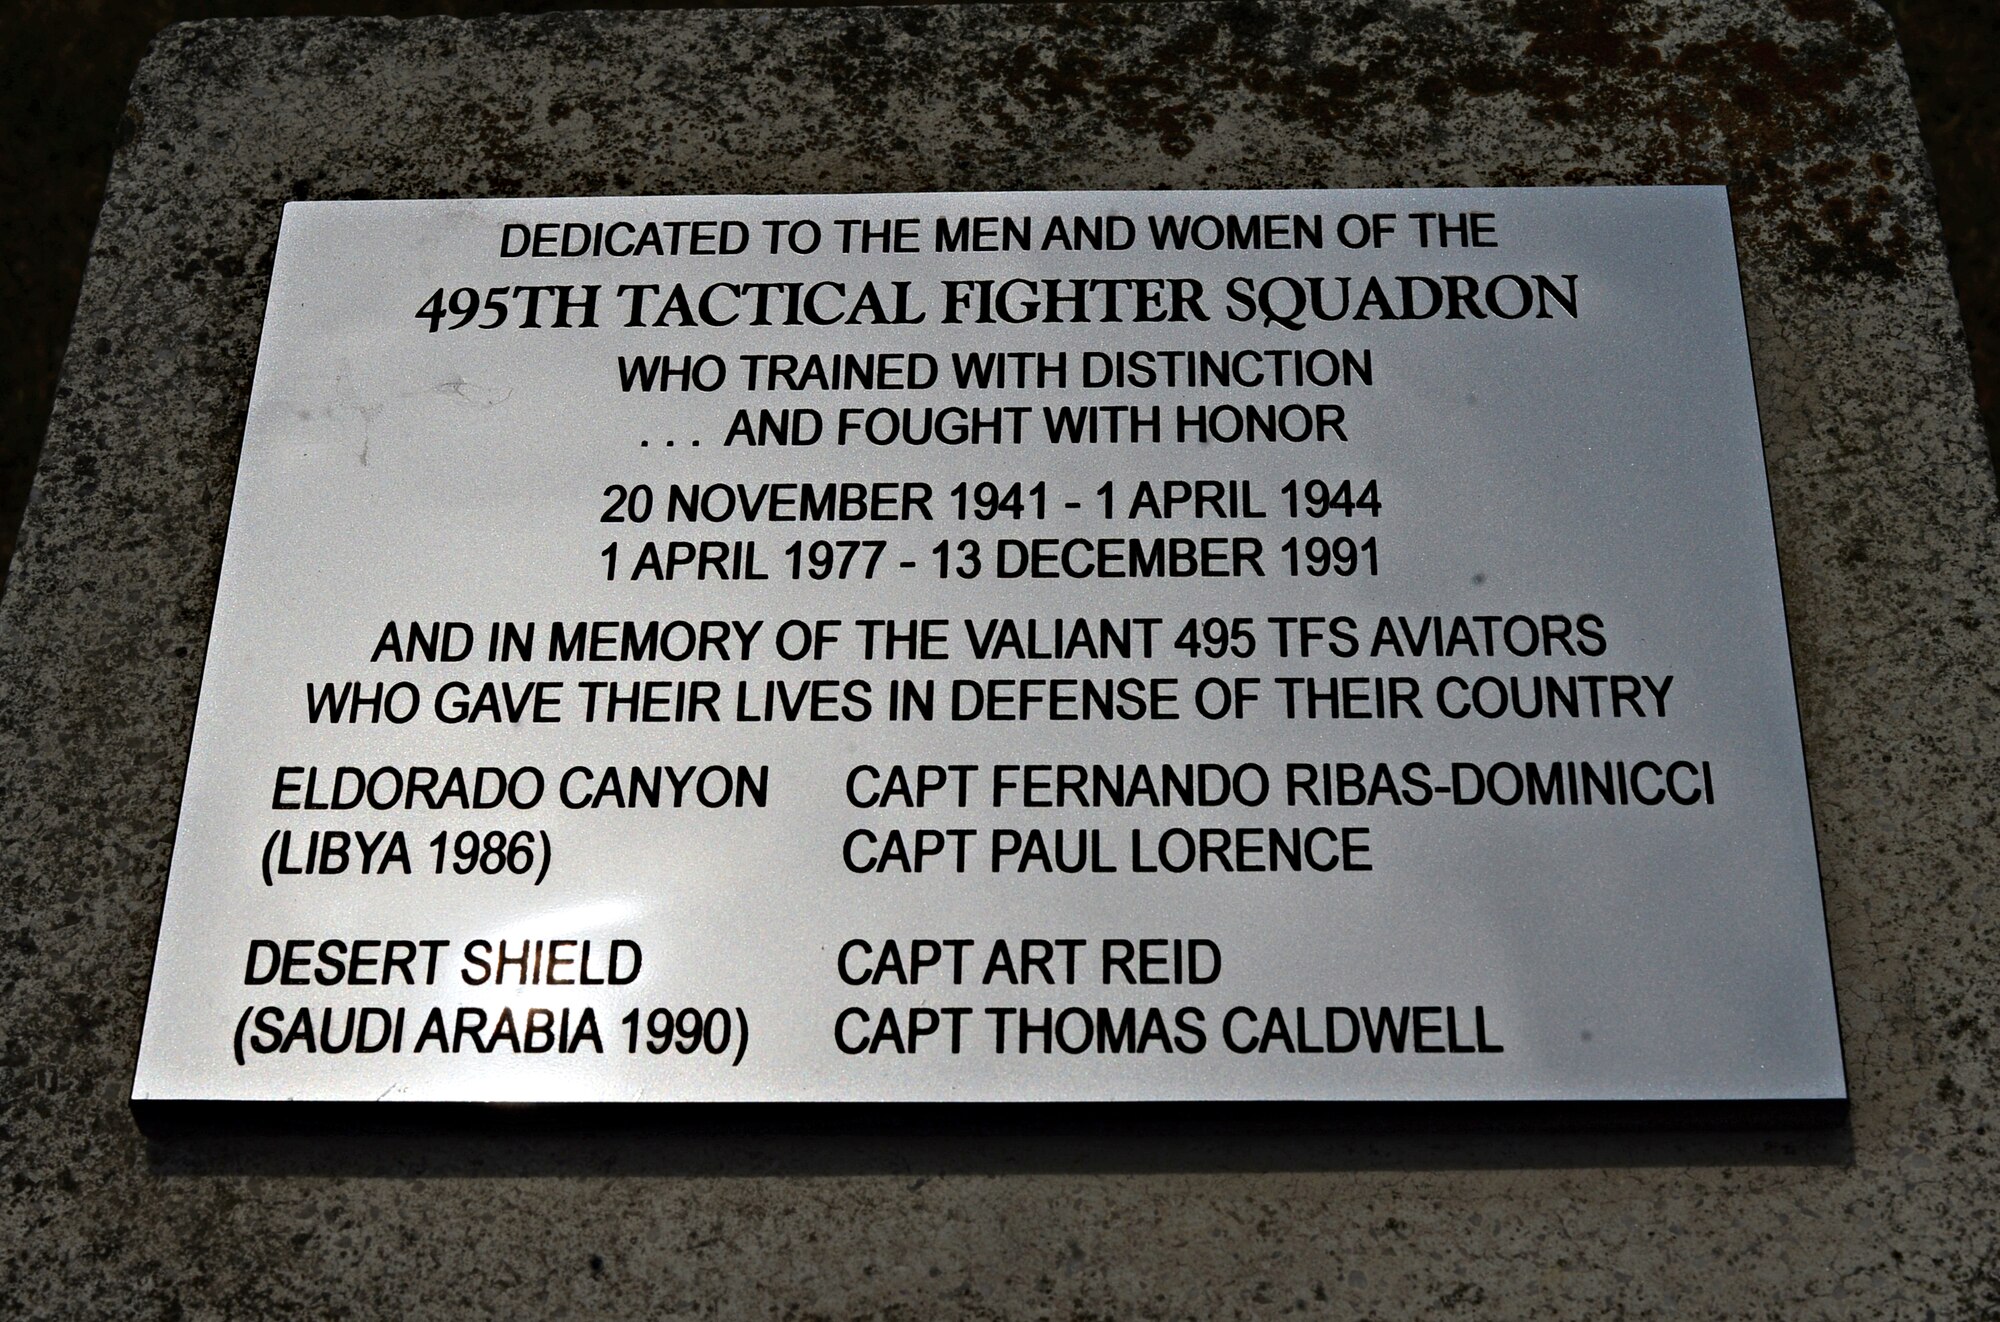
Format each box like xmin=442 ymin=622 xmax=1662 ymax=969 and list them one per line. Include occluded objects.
xmin=1 ymin=3 xmax=1996 ymax=1316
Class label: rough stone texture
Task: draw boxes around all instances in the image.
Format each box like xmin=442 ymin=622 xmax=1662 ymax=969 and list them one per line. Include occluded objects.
xmin=1 ymin=2 xmax=1995 ymax=1316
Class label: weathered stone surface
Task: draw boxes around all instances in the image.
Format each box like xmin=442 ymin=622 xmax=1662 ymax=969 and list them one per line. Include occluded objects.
xmin=2 ymin=3 xmax=1995 ymax=1315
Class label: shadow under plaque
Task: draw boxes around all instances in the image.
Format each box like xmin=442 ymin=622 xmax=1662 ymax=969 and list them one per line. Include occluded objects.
xmin=140 ymin=1098 xmax=1851 ymax=1179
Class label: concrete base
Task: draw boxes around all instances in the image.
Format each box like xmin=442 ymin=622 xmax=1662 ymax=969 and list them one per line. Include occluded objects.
xmin=2 ymin=3 xmax=1996 ymax=1315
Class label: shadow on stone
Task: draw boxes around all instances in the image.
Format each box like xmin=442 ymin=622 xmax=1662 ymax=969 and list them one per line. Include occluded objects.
xmin=144 ymin=1100 xmax=1853 ymax=1178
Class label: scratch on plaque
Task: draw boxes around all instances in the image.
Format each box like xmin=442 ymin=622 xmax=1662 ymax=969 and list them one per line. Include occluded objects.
xmin=354 ymin=402 xmax=384 ymax=466
xmin=429 ymin=375 xmax=512 ymax=408
xmin=321 ymin=362 xmax=390 ymax=466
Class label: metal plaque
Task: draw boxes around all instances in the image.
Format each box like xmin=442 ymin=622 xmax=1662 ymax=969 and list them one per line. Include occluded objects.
xmin=133 ymin=187 xmax=1844 ymax=1108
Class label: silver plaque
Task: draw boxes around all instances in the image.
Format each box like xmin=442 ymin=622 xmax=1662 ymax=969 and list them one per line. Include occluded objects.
xmin=133 ymin=187 xmax=1844 ymax=1107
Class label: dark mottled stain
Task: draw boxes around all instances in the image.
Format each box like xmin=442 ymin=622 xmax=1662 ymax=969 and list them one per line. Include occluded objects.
xmin=1784 ymin=0 xmax=1895 ymax=50
xmin=1496 ymin=2 xmax=1913 ymax=278
xmin=1519 ymin=0 xmax=1654 ymax=67
xmin=1944 ymin=1014 xmax=1987 ymax=1042
xmin=784 ymin=0 xmax=1912 ymax=283
xmin=1438 ymin=1280 xmax=1488 ymax=1309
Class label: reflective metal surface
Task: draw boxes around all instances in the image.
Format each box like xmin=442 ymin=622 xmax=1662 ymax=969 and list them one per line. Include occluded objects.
xmin=133 ymin=188 xmax=1843 ymax=1104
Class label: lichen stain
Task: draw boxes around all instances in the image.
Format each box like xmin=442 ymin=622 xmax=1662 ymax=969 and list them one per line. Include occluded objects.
xmin=985 ymin=2 xmax=1392 ymax=154
xmin=1502 ymin=0 xmax=1911 ymax=281
xmin=793 ymin=0 xmax=1913 ymax=285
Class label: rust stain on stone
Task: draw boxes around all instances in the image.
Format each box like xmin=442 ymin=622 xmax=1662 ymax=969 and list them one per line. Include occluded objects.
xmin=791 ymin=0 xmax=1915 ymax=284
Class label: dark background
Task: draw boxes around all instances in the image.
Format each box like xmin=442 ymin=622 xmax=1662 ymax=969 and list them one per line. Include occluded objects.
xmin=3 ymin=0 xmax=1994 ymax=599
